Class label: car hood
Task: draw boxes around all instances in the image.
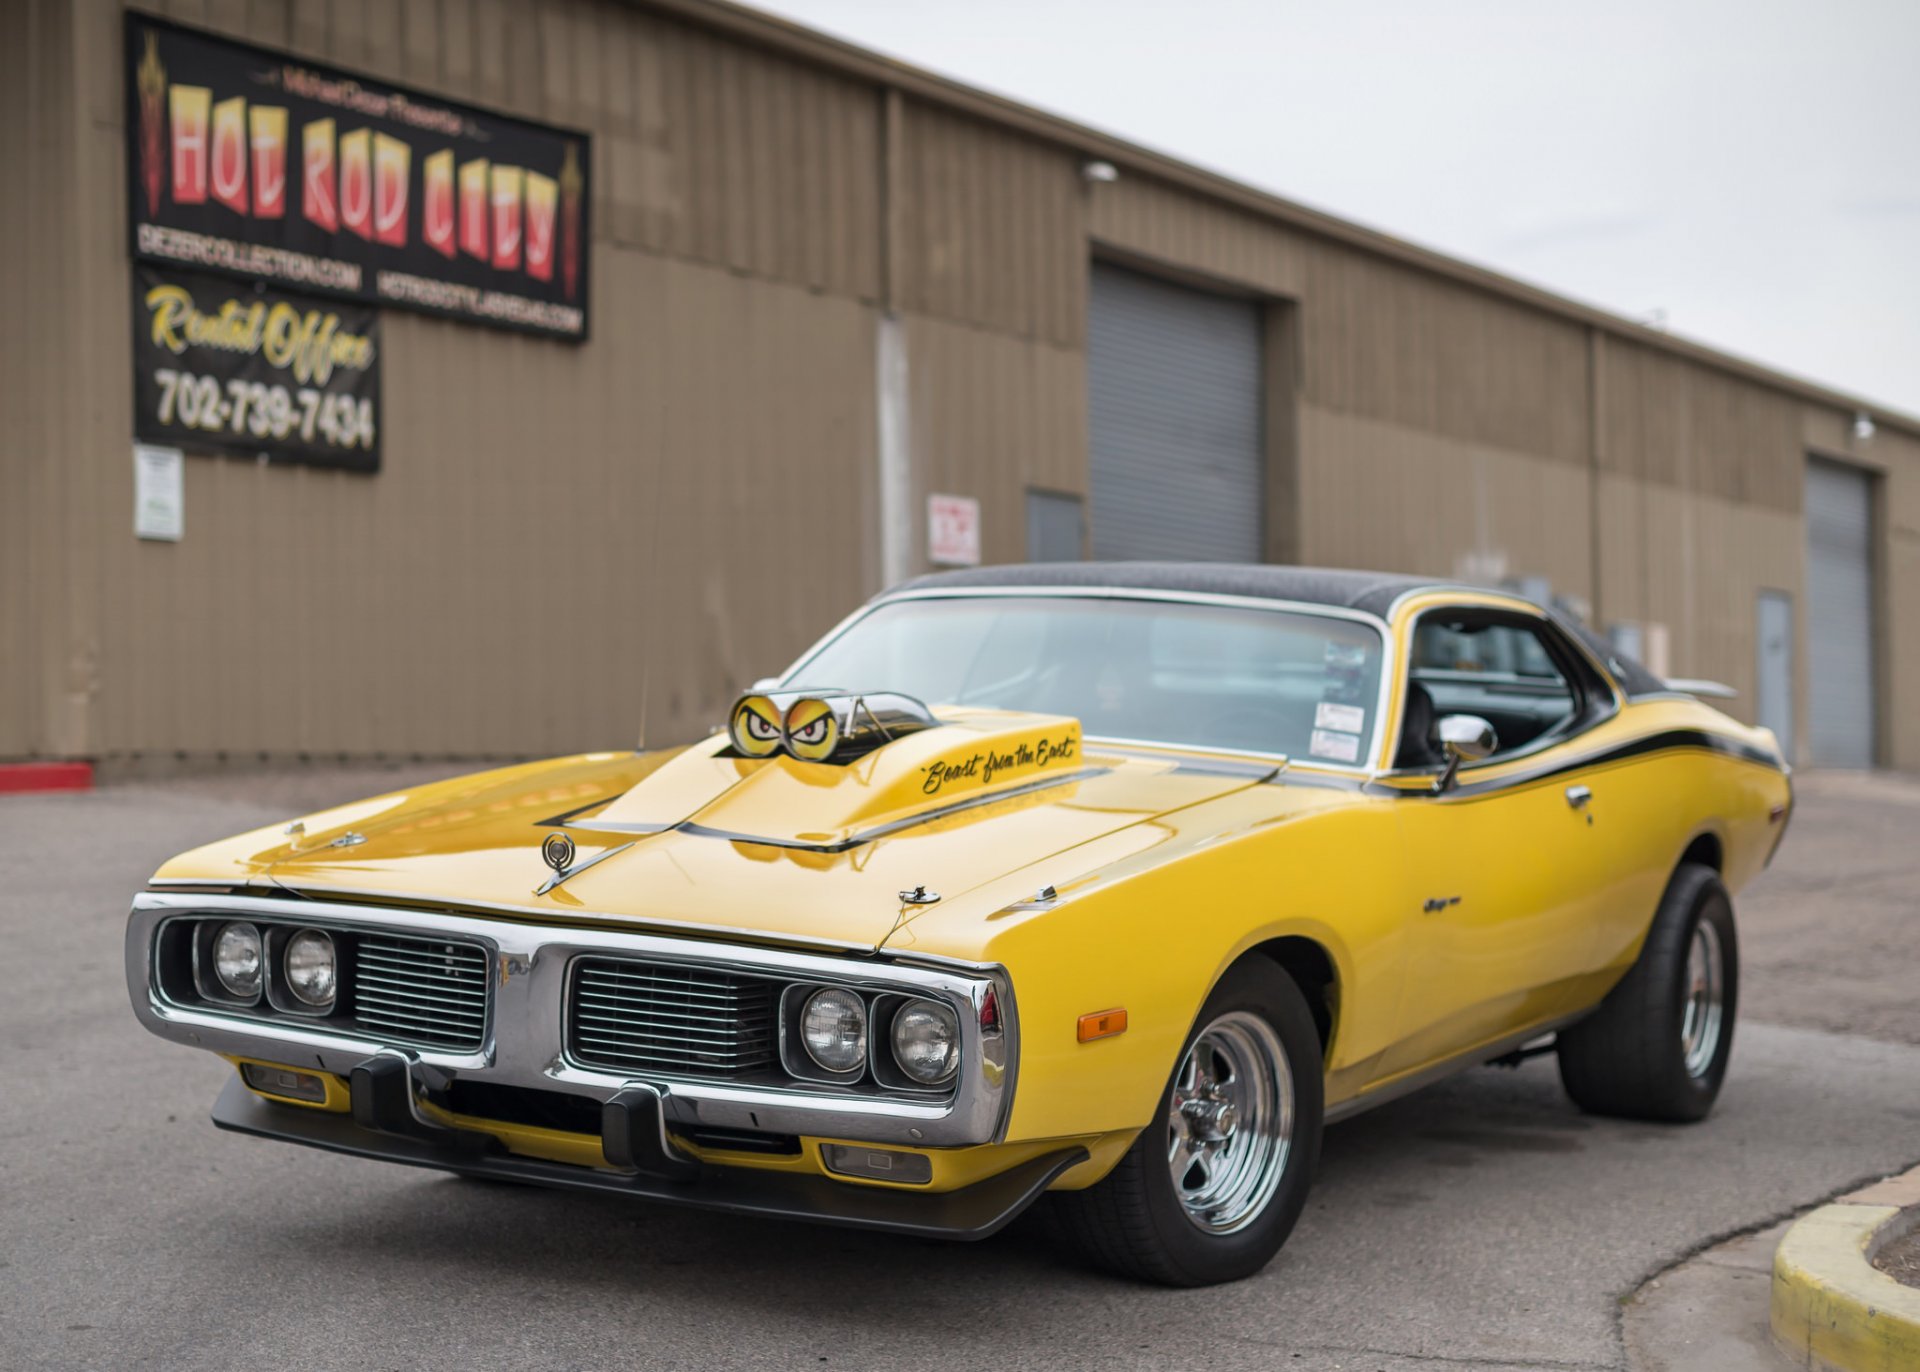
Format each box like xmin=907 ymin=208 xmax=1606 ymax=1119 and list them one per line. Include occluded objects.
xmin=151 ymin=708 xmax=1270 ymax=951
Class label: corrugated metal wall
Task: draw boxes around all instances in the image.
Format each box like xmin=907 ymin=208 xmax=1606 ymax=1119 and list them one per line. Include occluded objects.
xmin=1881 ymin=428 xmax=1920 ymax=769
xmin=1299 ymin=242 xmax=1592 ymax=467
xmin=1298 ymin=406 xmax=1598 ymax=595
xmin=32 ymin=0 xmax=886 ymax=765
xmin=0 ymin=2 xmax=54 ymax=758
xmin=1601 ymin=338 xmax=1805 ymax=511
xmin=904 ymin=313 xmax=1086 ymax=568
xmin=1591 ymin=338 xmax=1813 ymax=725
xmin=891 ymin=98 xmax=1089 ymax=572
xmin=896 ymin=103 xmax=1084 ymax=348
xmin=3 ymin=0 xmax=92 ymax=760
xmin=1090 ymin=171 xmax=1305 ymax=300
xmin=4 ymin=0 xmax=1916 ymax=770
xmin=95 ymin=259 xmax=877 ymax=759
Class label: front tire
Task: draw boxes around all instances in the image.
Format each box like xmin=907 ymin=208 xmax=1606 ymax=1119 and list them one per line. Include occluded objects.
xmin=1556 ymin=861 xmax=1738 ymax=1122
xmin=1052 ymin=959 xmax=1323 ymax=1286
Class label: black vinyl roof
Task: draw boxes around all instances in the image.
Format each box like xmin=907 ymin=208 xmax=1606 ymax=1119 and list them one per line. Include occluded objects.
xmin=889 ymin=561 xmax=1670 ymax=695
xmin=892 ymin=562 xmax=1442 ymax=618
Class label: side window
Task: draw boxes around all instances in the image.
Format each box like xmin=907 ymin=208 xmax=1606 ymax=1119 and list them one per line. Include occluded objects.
xmin=1401 ymin=614 xmax=1580 ymax=764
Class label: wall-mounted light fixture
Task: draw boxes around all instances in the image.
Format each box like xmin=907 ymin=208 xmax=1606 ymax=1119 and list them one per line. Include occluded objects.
xmin=1853 ymin=412 xmax=1876 ymax=441
xmin=1080 ymin=159 xmax=1118 ymax=184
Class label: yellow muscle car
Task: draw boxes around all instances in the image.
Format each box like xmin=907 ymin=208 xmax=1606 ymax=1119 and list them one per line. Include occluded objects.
xmin=125 ymin=564 xmax=1792 ymax=1285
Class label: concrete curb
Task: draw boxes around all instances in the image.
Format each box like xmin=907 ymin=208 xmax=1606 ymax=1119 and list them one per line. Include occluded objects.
xmin=1771 ymin=1165 xmax=1920 ymax=1371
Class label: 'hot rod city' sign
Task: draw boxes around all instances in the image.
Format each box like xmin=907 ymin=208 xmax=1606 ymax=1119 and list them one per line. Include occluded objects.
xmin=125 ymin=12 xmax=591 ymax=340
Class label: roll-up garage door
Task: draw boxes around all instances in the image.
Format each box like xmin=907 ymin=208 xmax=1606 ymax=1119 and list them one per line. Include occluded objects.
xmin=1805 ymin=458 xmax=1876 ymax=767
xmin=1087 ymin=264 xmax=1263 ymax=561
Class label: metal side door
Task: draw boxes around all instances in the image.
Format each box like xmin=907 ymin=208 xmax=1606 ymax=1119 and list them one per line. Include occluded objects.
xmin=1372 ymin=755 xmax=1608 ymax=1082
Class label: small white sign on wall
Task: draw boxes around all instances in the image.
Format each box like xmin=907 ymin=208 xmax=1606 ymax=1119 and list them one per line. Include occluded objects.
xmin=928 ymin=492 xmax=981 ymax=567
xmin=133 ymin=443 xmax=184 ymax=542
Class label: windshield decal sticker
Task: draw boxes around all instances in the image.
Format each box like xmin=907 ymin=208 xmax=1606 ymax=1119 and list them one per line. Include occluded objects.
xmin=1314 ymin=701 xmax=1366 ymax=734
xmin=1309 ymin=729 xmax=1362 ymax=764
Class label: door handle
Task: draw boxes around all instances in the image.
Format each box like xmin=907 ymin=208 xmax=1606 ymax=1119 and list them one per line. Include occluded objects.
xmin=1565 ymin=785 xmax=1593 ymax=810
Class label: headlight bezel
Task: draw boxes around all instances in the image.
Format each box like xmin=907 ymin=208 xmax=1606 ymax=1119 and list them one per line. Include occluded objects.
xmin=791 ymin=984 xmax=869 ymax=1080
xmin=152 ymin=911 xmax=493 ymax=1054
xmin=195 ymin=920 xmax=265 ymax=1005
xmin=778 ymin=982 xmax=969 ymax=1096
xmin=278 ymin=927 xmax=339 ymax=1010
xmin=888 ymin=997 xmax=961 ymax=1086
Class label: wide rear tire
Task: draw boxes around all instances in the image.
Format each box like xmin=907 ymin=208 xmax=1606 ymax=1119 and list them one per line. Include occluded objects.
xmin=1051 ymin=958 xmax=1323 ymax=1286
xmin=1556 ymin=862 xmax=1738 ymax=1122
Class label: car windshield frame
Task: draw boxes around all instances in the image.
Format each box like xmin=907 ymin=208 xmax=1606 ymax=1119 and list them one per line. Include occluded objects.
xmin=776 ymin=587 xmax=1398 ymax=773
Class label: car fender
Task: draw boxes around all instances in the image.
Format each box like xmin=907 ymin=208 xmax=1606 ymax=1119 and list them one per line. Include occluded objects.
xmin=952 ymin=788 xmax=1409 ymax=1144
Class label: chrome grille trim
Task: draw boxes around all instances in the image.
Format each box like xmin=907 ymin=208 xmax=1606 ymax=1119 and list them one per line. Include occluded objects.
xmin=129 ymin=892 xmax=1019 ymax=1148
xmin=566 ymin=958 xmax=779 ymax=1078
xmin=351 ymin=935 xmax=490 ymax=1050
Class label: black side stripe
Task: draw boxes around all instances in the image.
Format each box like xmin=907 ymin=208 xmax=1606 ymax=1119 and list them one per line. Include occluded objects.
xmin=1367 ymin=728 xmax=1786 ymax=801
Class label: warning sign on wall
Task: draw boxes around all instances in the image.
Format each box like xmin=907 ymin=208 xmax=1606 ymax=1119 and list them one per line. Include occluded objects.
xmin=928 ymin=493 xmax=981 ymax=567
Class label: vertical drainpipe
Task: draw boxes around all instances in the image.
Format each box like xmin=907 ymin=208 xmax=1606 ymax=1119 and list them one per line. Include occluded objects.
xmin=875 ymin=87 xmax=914 ymax=591
xmin=1587 ymin=326 xmax=1606 ymax=629
xmin=1855 ymin=422 xmax=1891 ymax=768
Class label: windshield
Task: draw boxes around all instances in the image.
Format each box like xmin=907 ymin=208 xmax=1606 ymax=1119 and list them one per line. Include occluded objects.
xmin=784 ymin=595 xmax=1386 ymax=764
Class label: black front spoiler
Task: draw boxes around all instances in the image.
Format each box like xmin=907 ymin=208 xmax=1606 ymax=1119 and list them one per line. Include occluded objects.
xmin=211 ymin=1077 xmax=1087 ymax=1241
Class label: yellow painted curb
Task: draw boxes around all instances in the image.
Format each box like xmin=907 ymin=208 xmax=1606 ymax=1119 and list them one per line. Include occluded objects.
xmin=1771 ymin=1199 xmax=1920 ymax=1371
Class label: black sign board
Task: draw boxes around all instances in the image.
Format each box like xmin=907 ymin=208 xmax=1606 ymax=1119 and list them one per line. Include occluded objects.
xmin=132 ymin=265 xmax=382 ymax=471
xmin=125 ymin=12 xmax=590 ymax=340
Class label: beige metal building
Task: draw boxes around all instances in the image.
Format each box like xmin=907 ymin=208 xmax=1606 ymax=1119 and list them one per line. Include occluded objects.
xmin=5 ymin=0 xmax=1916 ymax=773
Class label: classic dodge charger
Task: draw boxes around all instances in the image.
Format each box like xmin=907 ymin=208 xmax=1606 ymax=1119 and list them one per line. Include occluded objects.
xmin=126 ymin=564 xmax=1791 ymax=1285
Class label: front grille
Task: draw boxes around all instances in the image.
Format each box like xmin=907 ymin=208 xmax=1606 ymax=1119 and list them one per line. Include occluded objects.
xmin=350 ymin=934 xmax=490 ymax=1050
xmin=567 ymin=958 xmax=778 ymax=1078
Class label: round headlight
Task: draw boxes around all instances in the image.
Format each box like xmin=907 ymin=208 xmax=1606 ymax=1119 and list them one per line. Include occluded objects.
xmin=800 ymin=987 xmax=868 ymax=1074
xmin=891 ymin=999 xmax=960 ymax=1085
xmin=284 ymin=928 xmax=337 ymax=1007
xmin=212 ymin=922 xmax=263 ymax=999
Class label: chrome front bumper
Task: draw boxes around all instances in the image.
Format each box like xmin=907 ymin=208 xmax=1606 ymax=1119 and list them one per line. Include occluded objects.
xmin=125 ymin=891 xmax=1017 ymax=1149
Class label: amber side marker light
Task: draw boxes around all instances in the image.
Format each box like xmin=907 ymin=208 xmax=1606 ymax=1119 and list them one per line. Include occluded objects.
xmin=1077 ymin=1008 xmax=1128 ymax=1043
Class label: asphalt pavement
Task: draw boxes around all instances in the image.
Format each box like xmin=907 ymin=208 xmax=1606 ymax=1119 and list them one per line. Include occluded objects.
xmin=3 ymin=767 xmax=1917 ymax=1371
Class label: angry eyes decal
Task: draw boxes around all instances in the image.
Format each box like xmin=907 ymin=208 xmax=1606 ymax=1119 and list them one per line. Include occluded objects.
xmin=726 ymin=693 xmax=844 ymax=762
xmin=730 ymin=695 xmax=786 ymax=758
xmin=782 ymin=697 xmax=840 ymax=761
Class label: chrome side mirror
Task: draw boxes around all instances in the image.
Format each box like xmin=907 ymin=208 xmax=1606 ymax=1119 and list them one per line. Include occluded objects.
xmin=1434 ymin=714 xmax=1498 ymax=793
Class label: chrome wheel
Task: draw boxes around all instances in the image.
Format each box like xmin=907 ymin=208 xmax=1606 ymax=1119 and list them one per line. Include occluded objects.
xmin=1679 ymin=919 xmax=1725 ymax=1079
xmin=1167 ymin=1011 xmax=1293 ymax=1235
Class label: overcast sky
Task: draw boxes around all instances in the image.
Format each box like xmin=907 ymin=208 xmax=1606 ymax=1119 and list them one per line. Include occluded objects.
xmin=755 ymin=0 xmax=1920 ymax=418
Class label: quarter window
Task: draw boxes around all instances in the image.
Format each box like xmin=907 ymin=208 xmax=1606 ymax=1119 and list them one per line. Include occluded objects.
xmin=1402 ymin=615 xmax=1580 ymax=763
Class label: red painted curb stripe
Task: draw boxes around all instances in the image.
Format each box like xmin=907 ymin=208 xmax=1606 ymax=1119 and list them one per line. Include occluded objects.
xmin=0 ymin=762 xmax=94 ymax=794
